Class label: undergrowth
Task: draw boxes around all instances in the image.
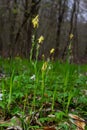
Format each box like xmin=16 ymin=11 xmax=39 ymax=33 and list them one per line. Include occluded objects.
xmin=0 ymin=58 xmax=87 ymax=129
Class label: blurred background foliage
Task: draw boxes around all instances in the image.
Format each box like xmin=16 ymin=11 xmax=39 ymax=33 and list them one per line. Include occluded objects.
xmin=0 ymin=0 xmax=87 ymax=63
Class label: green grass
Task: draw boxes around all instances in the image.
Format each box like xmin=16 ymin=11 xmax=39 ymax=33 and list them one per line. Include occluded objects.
xmin=0 ymin=58 xmax=87 ymax=129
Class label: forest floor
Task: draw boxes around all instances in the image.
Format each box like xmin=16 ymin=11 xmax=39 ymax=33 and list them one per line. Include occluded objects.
xmin=0 ymin=58 xmax=87 ymax=130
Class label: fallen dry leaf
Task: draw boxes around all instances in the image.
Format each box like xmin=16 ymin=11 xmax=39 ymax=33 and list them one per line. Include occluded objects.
xmin=69 ymin=114 xmax=86 ymax=130
xmin=44 ymin=126 xmax=56 ymax=130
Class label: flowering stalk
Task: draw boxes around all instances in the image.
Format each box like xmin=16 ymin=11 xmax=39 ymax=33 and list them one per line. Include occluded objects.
xmin=30 ymin=15 xmax=45 ymax=110
xmin=67 ymin=33 xmax=74 ymax=63
xmin=41 ymin=62 xmax=48 ymax=98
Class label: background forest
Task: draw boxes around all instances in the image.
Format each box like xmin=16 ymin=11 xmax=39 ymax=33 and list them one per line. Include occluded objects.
xmin=0 ymin=0 xmax=87 ymax=63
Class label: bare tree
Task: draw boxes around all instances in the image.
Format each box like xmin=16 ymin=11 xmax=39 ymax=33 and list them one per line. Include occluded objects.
xmin=54 ymin=0 xmax=68 ymax=59
xmin=62 ymin=0 xmax=80 ymax=62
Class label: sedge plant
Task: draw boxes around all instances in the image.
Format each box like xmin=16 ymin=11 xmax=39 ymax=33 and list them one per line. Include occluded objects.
xmin=7 ymin=69 xmax=14 ymax=111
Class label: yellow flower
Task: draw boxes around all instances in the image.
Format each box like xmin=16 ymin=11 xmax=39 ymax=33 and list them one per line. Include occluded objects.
xmin=70 ymin=34 xmax=74 ymax=40
xmin=42 ymin=54 xmax=45 ymax=59
xmin=38 ymin=36 xmax=44 ymax=44
xmin=50 ymin=48 xmax=55 ymax=54
xmin=32 ymin=15 xmax=39 ymax=28
xmin=41 ymin=62 xmax=48 ymax=71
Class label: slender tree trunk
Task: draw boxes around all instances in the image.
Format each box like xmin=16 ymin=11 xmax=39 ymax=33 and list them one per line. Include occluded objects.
xmin=62 ymin=0 xmax=78 ymax=61
xmin=55 ymin=0 xmax=67 ymax=59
